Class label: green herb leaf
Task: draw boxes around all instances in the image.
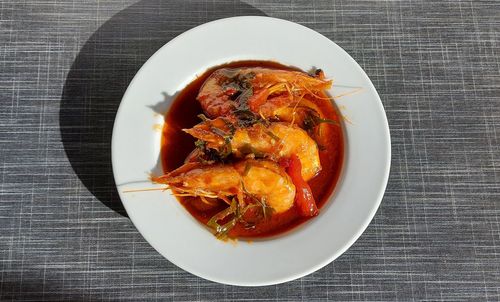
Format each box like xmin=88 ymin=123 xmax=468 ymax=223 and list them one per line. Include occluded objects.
xmin=236 ymin=88 xmax=253 ymax=107
xmin=210 ymin=126 xmax=228 ymax=138
xmin=214 ymin=219 xmax=237 ymax=240
xmin=221 ymin=118 xmax=236 ymax=135
xmin=316 ymin=117 xmax=338 ymax=125
xmin=194 ymin=139 xmax=206 ymax=149
xmin=238 ymin=143 xmax=265 ymax=158
xmin=197 ymin=114 xmax=209 ymax=121
xmin=218 ymin=141 xmax=232 ymax=159
xmin=206 ymin=199 xmax=239 ymax=239
xmin=303 ymin=111 xmax=338 ymax=131
xmin=242 ymin=162 xmax=252 ymax=176
xmin=234 ymin=109 xmax=259 ymax=127
xmin=265 ymin=130 xmax=281 ymax=142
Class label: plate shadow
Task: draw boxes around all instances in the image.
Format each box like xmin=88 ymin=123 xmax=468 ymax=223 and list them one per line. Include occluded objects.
xmin=59 ymin=0 xmax=266 ymax=217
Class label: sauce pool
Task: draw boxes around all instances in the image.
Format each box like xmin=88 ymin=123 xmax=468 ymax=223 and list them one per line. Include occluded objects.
xmin=161 ymin=60 xmax=344 ymax=238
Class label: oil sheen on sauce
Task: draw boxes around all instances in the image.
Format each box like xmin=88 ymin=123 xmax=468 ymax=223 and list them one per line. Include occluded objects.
xmin=161 ymin=61 xmax=344 ymax=238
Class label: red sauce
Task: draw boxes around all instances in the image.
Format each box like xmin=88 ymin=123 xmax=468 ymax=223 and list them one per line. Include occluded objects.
xmin=161 ymin=60 xmax=344 ymax=238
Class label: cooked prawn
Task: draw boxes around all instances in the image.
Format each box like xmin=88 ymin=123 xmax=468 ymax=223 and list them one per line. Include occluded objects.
xmin=184 ymin=120 xmax=321 ymax=180
xmin=197 ymin=67 xmax=332 ymax=118
xmin=272 ymin=97 xmax=323 ymax=126
xmin=153 ymin=159 xmax=295 ymax=213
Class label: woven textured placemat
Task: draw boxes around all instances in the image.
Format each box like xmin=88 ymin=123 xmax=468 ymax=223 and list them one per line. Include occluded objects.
xmin=0 ymin=0 xmax=499 ymax=300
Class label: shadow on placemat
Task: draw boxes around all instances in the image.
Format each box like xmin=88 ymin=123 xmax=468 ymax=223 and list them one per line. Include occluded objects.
xmin=59 ymin=0 xmax=266 ymax=217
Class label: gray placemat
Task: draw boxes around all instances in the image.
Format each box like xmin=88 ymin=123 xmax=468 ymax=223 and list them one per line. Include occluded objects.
xmin=0 ymin=0 xmax=499 ymax=301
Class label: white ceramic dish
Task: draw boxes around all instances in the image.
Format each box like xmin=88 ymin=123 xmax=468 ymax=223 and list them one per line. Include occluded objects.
xmin=112 ymin=16 xmax=390 ymax=286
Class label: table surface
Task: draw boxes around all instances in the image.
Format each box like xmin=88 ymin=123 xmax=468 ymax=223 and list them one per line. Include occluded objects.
xmin=1 ymin=0 xmax=499 ymax=301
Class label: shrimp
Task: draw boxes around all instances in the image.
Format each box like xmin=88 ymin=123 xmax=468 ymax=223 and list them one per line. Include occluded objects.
xmin=272 ymin=98 xmax=323 ymax=126
xmin=184 ymin=120 xmax=321 ymax=181
xmin=197 ymin=67 xmax=332 ymax=119
xmin=154 ymin=159 xmax=296 ymax=214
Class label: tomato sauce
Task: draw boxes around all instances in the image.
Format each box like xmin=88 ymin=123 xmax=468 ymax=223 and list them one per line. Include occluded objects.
xmin=161 ymin=60 xmax=344 ymax=238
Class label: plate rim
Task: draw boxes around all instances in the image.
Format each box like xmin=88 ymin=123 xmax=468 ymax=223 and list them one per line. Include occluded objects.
xmin=111 ymin=15 xmax=391 ymax=286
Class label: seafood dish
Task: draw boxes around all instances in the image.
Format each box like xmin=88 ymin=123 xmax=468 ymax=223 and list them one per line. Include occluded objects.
xmin=155 ymin=61 xmax=344 ymax=239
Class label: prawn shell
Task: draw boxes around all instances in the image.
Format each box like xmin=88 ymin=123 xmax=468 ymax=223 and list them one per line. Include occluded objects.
xmin=156 ymin=159 xmax=296 ymax=214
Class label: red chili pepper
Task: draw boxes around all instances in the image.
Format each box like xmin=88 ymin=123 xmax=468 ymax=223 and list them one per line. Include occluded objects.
xmin=280 ymin=154 xmax=318 ymax=217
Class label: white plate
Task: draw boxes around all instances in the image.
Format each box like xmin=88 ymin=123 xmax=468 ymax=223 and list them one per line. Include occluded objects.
xmin=112 ymin=16 xmax=390 ymax=286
